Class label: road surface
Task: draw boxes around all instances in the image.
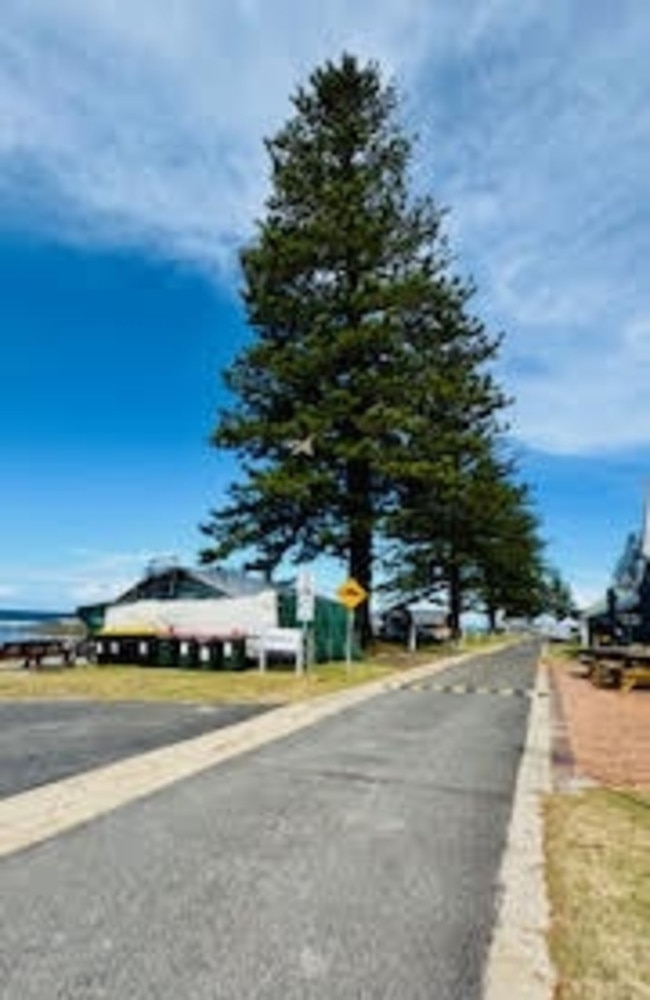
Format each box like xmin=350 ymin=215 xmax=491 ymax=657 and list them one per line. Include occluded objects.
xmin=0 ymin=641 xmax=541 ymax=999
xmin=0 ymin=700 xmax=272 ymax=798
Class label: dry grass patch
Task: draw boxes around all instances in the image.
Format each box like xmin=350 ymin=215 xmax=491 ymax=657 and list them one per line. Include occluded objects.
xmin=545 ymin=789 xmax=650 ymax=1000
xmin=0 ymin=633 xmax=508 ymax=704
xmin=0 ymin=662 xmax=397 ymax=704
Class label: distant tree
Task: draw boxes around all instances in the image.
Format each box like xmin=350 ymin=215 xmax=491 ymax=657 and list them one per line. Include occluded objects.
xmin=538 ymin=566 xmax=575 ymax=619
xmin=385 ymin=446 xmax=545 ymax=635
xmin=471 ymin=474 xmax=546 ymax=629
xmin=376 ymin=252 xmax=517 ymax=636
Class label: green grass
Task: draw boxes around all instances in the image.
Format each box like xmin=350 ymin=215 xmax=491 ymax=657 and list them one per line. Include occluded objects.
xmin=0 ymin=632 xmax=509 ymax=703
xmin=545 ymin=789 xmax=650 ymax=1000
xmin=0 ymin=661 xmax=399 ymax=703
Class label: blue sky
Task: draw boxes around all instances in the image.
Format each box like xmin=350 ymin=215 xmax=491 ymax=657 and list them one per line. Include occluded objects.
xmin=1 ymin=0 xmax=649 ymax=611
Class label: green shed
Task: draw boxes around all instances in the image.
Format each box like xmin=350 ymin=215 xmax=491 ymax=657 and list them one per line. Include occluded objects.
xmin=277 ymin=590 xmax=357 ymax=662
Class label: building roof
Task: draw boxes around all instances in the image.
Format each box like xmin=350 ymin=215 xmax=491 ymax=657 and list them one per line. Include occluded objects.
xmin=581 ymin=494 xmax=650 ymax=623
xmin=112 ymin=564 xmax=272 ymax=606
xmin=191 ymin=567 xmax=272 ymax=597
xmin=583 ymin=588 xmax=639 ymax=621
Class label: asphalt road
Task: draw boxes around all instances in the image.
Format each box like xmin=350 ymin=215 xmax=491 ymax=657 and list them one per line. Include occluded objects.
xmin=0 ymin=641 xmax=541 ymax=1000
xmin=0 ymin=700 xmax=273 ymax=798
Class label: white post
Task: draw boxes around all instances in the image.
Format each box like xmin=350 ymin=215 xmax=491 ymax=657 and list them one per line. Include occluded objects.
xmin=301 ymin=621 xmax=309 ymax=672
xmin=296 ymin=566 xmax=315 ymax=674
xmin=345 ymin=608 xmax=354 ymax=669
xmin=295 ymin=635 xmax=304 ymax=675
xmin=408 ymin=616 xmax=417 ymax=653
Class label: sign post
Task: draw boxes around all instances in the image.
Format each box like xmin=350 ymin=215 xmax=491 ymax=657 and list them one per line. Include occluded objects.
xmin=296 ymin=567 xmax=316 ymax=671
xmin=337 ymin=577 xmax=368 ymax=667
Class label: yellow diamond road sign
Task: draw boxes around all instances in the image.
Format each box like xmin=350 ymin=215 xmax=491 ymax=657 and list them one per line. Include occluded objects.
xmin=337 ymin=577 xmax=368 ymax=609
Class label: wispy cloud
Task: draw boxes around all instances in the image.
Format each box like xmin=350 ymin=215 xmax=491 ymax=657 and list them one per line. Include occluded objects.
xmin=0 ymin=549 xmax=168 ymax=609
xmin=509 ymin=311 xmax=650 ymax=454
xmin=422 ymin=3 xmax=650 ymax=454
xmin=1 ymin=0 xmax=649 ymax=454
xmin=0 ymin=0 xmax=432 ymax=269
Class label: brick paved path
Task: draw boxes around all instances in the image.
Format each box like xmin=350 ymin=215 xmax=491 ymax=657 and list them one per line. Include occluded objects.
xmin=548 ymin=653 xmax=650 ymax=789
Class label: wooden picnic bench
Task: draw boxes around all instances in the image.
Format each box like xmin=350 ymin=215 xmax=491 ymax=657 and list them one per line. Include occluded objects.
xmin=578 ymin=645 xmax=650 ymax=691
xmin=0 ymin=639 xmax=77 ymax=670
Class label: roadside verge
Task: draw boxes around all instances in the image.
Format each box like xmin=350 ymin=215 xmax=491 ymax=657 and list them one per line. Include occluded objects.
xmin=542 ymin=648 xmax=649 ymax=999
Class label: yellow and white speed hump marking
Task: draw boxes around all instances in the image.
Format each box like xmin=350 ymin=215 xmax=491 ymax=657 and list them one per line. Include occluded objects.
xmin=405 ymin=683 xmax=533 ymax=697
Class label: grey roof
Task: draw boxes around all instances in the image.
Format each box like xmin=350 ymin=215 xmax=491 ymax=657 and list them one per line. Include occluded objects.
xmin=582 ymin=588 xmax=639 ymax=620
xmin=190 ymin=567 xmax=272 ymax=598
xmin=381 ymin=599 xmax=448 ymax=624
xmin=584 ymin=497 xmax=650 ymax=620
xmin=113 ymin=564 xmax=273 ymax=606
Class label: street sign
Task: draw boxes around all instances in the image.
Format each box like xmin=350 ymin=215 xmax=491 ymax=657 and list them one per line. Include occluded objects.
xmin=337 ymin=577 xmax=368 ymax=610
xmin=296 ymin=567 xmax=315 ymax=623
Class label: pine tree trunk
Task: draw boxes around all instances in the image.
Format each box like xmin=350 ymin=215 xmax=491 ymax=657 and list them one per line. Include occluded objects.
xmin=350 ymin=538 xmax=373 ymax=647
xmin=448 ymin=560 xmax=463 ymax=639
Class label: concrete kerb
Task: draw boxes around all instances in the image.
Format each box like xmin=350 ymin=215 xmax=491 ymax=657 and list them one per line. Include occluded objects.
xmin=482 ymin=655 xmax=556 ymax=1000
xmin=0 ymin=647 xmax=481 ymax=859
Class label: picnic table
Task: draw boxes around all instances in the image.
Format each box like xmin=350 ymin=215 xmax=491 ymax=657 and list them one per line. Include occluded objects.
xmin=578 ymin=645 xmax=650 ymax=692
xmin=0 ymin=639 xmax=77 ymax=670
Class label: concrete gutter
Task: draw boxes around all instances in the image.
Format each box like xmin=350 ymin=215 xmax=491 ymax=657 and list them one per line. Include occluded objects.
xmin=0 ymin=649 xmax=475 ymax=859
xmin=482 ymin=656 xmax=556 ymax=1000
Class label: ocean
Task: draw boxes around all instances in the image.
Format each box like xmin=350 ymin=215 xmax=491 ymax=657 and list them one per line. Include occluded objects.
xmin=0 ymin=609 xmax=71 ymax=644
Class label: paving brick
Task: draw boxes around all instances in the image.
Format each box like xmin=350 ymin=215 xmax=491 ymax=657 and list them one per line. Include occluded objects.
xmin=548 ymin=656 xmax=650 ymax=789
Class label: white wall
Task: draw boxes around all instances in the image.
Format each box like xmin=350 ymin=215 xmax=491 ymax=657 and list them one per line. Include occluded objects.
xmin=103 ymin=591 xmax=278 ymax=637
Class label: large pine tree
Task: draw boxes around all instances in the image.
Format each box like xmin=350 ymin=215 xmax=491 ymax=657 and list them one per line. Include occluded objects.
xmin=201 ymin=54 xmax=536 ymax=641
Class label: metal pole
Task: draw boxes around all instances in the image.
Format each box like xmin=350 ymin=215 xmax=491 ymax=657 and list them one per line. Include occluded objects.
xmin=346 ymin=608 xmax=354 ymax=669
xmin=304 ymin=621 xmax=310 ymax=671
xmin=297 ymin=622 xmax=306 ymax=675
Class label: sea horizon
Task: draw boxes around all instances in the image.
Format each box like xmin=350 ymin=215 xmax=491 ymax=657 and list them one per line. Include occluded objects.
xmin=0 ymin=608 xmax=75 ymax=644
xmin=0 ymin=608 xmax=70 ymax=620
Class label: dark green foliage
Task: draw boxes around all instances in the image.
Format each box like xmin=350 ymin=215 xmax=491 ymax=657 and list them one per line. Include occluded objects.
xmin=470 ymin=472 xmax=547 ymax=627
xmin=201 ymin=53 xmax=549 ymax=640
xmin=384 ymin=445 xmax=546 ymax=633
xmin=202 ymin=55 xmax=448 ymax=638
xmin=538 ymin=566 xmax=576 ymax=619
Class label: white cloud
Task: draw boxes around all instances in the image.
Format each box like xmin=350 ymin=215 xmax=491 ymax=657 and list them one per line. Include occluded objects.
xmin=623 ymin=316 xmax=650 ymax=364
xmin=0 ymin=0 xmax=434 ymax=271
xmin=1 ymin=1 xmax=649 ymax=454
xmin=423 ymin=6 xmax=650 ymax=455
xmin=0 ymin=549 xmax=172 ymax=610
xmin=506 ymin=310 xmax=650 ymax=453
xmin=570 ymin=572 xmax=613 ymax=614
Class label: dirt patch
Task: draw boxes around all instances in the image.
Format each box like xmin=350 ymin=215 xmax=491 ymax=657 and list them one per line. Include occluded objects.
xmin=547 ymin=652 xmax=650 ymax=790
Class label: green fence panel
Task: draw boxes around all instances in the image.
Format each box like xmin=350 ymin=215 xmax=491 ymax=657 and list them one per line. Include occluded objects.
xmin=278 ymin=591 xmax=355 ymax=662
